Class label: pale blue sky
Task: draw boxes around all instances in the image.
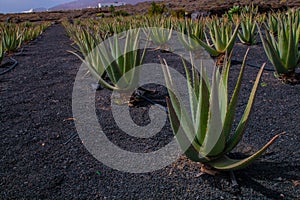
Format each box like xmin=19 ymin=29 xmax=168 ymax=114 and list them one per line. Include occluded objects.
xmin=0 ymin=0 xmax=74 ymax=13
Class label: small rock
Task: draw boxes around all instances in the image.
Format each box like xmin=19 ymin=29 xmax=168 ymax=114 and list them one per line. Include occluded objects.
xmin=91 ymin=83 xmax=102 ymax=90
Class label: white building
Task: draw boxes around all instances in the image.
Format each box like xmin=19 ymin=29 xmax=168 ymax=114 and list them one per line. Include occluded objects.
xmin=98 ymin=2 xmax=126 ymax=8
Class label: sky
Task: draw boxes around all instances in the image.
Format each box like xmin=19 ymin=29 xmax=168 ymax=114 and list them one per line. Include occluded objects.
xmin=0 ymin=0 xmax=74 ymax=13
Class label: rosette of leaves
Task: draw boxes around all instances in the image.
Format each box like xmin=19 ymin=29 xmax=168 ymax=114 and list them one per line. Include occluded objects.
xmin=144 ymin=17 xmax=173 ymax=50
xmin=258 ymin=10 xmax=300 ymax=83
xmin=71 ymin=28 xmax=147 ymax=92
xmin=193 ymin=17 xmax=239 ymax=60
xmin=237 ymin=13 xmax=257 ymax=45
xmin=227 ymin=5 xmax=241 ymax=22
xmin=177 ymin=18 xmax=205 ymax=51
xmin=161 ymin=49 xmax=280 ymax=172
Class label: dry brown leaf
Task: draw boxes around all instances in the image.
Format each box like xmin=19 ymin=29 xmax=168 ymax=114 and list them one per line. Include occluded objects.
xmin=63 ymin=118 xmax=76 ymax=121
xmin=292 ymin=180 xmax=300 ymax=187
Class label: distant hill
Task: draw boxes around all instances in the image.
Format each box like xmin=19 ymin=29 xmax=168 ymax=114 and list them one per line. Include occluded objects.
xmin=48 ymin=0 xmax=158 ymax=11
xmin=33 ymin=7 xmax=48 ymax=12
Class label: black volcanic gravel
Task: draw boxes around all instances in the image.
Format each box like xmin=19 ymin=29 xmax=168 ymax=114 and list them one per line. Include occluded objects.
xmin=0 ymin=24 xmax=299 ymax=199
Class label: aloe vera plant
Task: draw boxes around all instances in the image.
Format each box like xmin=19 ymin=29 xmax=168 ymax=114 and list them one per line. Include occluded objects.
xmin=71 ymin=28 xmax=147 ymax=91
xmin=70 ymin=26 xmax=100 ymax=57
xmin=193 ymin=17 xmax=239 ymax=58
xmin=238 ymin=13 xmax=257 ymax=45
xmin=258 ymin=11 xmax=300 ymax=82
xmin=177 ymin=18 xmax=205 ymax=51
xmin=144 ymin=17 xmax=173 ymax=50
xmin=162 ymin=49 xmax=280 ymax=171
xmin=265 ymin=12 xmax=280 ymax=36
xmin=1 ymin=23 xmax=23 ymax=52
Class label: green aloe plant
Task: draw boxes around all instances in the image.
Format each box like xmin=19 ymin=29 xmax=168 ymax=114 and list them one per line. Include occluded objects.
xmin=238 ymin=13 xmax=257 ymax=45
xmin=69 ymin=26 xmax=100 ymax=58
xmin=227 ymin=5 xmax=241 ymax=22
xmin=193 ymin=17 xmax=239 ymax=58
xmin=162 ymin=49 xmax=280 ymax=171
xmin=265 ymin=11 xmax=283 ymax=36
xmin=177 ymin=18 xmax=205 ymax=51
xmin=144 ymin=17 xmax=173 ymax=50
xmin=1 ymin=23 xmax=23 ymax=52
xmin=70 ymin=28 xmax=147 ymax=92
xmin=258 ymin=11 xmax=300 ymax=82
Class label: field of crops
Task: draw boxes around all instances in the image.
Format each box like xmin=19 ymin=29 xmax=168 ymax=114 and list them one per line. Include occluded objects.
xmin=1 ymin=3 xmax=299 ymax=199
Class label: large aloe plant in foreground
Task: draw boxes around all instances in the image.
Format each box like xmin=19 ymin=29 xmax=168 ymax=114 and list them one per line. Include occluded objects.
xmin=258 ymin=10 xmax=300 ymax=83
xmin=162 ymin=49 xmax=280 ymax=171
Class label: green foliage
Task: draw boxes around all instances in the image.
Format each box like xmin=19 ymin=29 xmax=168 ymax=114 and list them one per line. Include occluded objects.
xmin=0 ymin=21 xmax=49 ymax=52
xmin=177 ymin=18 xmax=205 ymax=51
xmin=148 ymin=2 xmax=167 ymax=16
xmin=194 ymin=17 xmax=239 ymax=57
xmin=69 ymin=28 xmax=147 ymax=91
xmin=237 ymin=13 xmax=257 ymax=45
xmin=258 ymin=10 xmax=300 ymax=77
xmin=114 ymin=10 xmax=130 ymax=17
xmin=144 ymin=17 xmax=173 ymax=49
xmin=266 ymin=12 xmax=280 ymax=35
xmin=227 ymin=5 xmax=241 ymax=21
xmin=242 ymin=3 xmax=258 ymax=15
xmin=22 ymin=24 xmax=46 ymax=43
xmin=109 ymin=5 xmax=115 ymax=14
xmin=171 ymin=9 xmax=186 ymax=19
xmin=96 ymin=13 xmax=105 ymax=18
xmin=162 ymin=49 xmax=280 ymax=170
xmin=0 ymin=23 xmax=23 ymax=52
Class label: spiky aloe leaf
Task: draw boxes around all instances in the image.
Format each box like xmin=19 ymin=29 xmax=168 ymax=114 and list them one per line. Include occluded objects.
xmin=68 ymin=49 xmax=119 ymax=91
xmin=222 ymin=49 xmax=249 ymax=139
xmin=225 ymin=63 xmax=265 ymax=153
xmin=193 ymin=19 xmax=239 ymax=57
xmin=257 ymin=23 xmax=287 ymax=74
xmin=194 ymin=64 xmax=210 ymax=145
xmin=201 ymin=66 xmax=226 ymax=157
xmin=192 ymin=34 xmax=220 ymax=57
xmin=238 ymin=14 xmax=257 ymax=45
xmin=224 ymin=22 xmax=240 ymax=54
xmin=208 ymin=133 xmax=282 ymax=170
xmin=166 ymin=97 xmax=211 ymax=163
xmin=161 ymin=58 xmax=196 ymax=143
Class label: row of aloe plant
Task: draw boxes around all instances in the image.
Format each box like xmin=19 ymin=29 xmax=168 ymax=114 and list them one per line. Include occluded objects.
xmin=0 ymin=21 xmax=51 ymax=66
xmin=63 ymin=9 xmax=292 ymax=173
